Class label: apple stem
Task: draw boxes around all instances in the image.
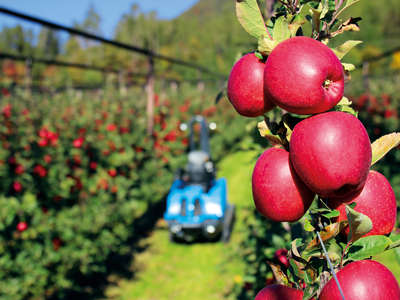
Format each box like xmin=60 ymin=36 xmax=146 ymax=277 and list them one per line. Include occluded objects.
xmin=323 ymin=79 xmax=332 ymax=89
xmin=317 ymin=231 xmax=347 ymax=300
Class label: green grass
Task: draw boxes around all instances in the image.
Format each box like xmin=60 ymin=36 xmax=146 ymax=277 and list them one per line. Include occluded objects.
xmin=105 ymin=150 xmax=259 ymax=300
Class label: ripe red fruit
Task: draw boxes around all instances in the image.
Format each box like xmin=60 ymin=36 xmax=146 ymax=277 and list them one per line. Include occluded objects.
xmin=227 ymin=53 xmax=275 ymax=117
xmin=72 ymin=137 xmax=84 ymax=148
xmin=255 ymin=284 xmax=303 ymax=300
xmin=13 ymin=181 xmax=22 ymax=193
xmin=17 ymin=221 xmax=28 ymax=232
xmin=14 ymin=164 xmax=24 ymax=175
xmin=290 ymin=111 xmax=371 ymax=199
xmin=264 ymin=36 xmax=344 ymax=115
xmin=252 ymin=148 xmax=315 ymax=222
xmin=44 ymin=154 xmax=52 ymax=164
xmin=328 ymin=170 xmax=396 ymax=237
xmin=108 ymin=169 xmax=117 ymax=177
xmin=106 ymin=123 xmax=117 ymax=131
xmin=33 ymin=165 xmax=47 ymax=177
xmin=2 ymin=103 xmax=12 ymax=118
xmin=38 ymin=138 xmax=48 ymax=147
xmin=274 ymin=249 xmax=289 ymax=268
xmin=319 ymin=260 xmax=400 ymax=300
xmin=89 ymin=161 xmax=97 ymax=170
xmin=52 ymin=237 xmax=62 ymax=251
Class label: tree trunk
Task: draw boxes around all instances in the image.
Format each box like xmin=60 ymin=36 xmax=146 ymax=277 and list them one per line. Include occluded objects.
xmin=146 ymin=57 xmax=155 ymax=136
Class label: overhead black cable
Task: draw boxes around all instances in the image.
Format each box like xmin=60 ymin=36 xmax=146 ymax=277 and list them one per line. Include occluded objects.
xmin=0 ymin=52 xmax=119 ymax=73
xmin=0 ymin=6 xmax=227 ymax=79
xmin=0 ymin=52 xmax=219 ymax=83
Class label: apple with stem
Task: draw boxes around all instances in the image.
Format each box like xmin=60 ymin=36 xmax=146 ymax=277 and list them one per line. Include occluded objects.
xmin=264 ymin=36 xmax=344 ymax=115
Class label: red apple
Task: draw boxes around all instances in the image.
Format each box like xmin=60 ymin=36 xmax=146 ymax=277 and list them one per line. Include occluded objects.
xmin=227 ymin=53 xmax=274 ymax=117
xmin=274 ymin=248 xmax=290 ymax=268
xmin=255 ymin=284 xmax=303 ymax=300
xmin=13 ymin=181 xmax=22 ymax=193
xmin=328 ymin=170 xmax=396 ymax=237
xmin=252 ymin=148 xmax=315 ymax=222
xmin=290 ymin=111 xmax=371 ymax=199
xmin=17 ymin=221 xmax=28 ymax=232
xmin=264 ymin=36 xmax=344 ymax=115
xmin=319 ymin=260 xmax=400 ymax=300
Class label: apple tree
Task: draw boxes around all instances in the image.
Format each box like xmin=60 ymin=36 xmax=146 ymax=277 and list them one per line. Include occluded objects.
xmin=227 ymin=0 xmax=400 ymax=299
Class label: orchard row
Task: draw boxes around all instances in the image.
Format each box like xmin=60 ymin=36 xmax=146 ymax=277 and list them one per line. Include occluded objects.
xmin=0 ymin=86 xmax=247 ymax=299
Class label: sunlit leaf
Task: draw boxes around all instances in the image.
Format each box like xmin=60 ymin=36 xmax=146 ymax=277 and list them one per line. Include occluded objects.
xmin=268 ymin=262 xmax=289 ymax=285
xmin=347 ymin=235 xmax=391 ymax=260
xmin=236 ymin=0 xmax=269 ymax=39
xmin=273 ymin=16 xmax=291 ymax=42
xmin=332 ymin=40 xmax=362 ymax=60
xmin=342 ymin=63 xmax=356 ymax=72
xmin=306 ymin=222 xmax=347 ymax=249
xmin=257 ymin=120 xmax=283 ymax=145
xmin=258 ymin=35 xmax=278 ymax=55
xmin=371 ymin=133 xmax=400 ymax=165
xmin=332 ymin=96 xmax=358 ymax=117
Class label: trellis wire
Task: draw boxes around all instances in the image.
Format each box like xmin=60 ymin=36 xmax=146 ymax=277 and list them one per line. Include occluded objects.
xmin=317 ymin=231 xmax=346 ymax=300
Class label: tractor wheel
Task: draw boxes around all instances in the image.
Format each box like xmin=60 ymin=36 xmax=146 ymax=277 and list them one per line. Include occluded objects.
xmin=221 ymin=204 xmax=235 ymax=243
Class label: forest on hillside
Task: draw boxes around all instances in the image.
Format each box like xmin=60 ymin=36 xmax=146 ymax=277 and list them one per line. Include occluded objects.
xmin=0 ymin=0 xmax=399 ymax=90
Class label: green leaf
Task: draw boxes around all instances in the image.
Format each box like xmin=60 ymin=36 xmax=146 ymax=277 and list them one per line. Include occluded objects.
xmin=257 ymin=120 xmax=283 ymax=145
xmin=332 ymin=96 xmax=358 ymax=117
xmin=311 ymin=5 xmax=322 ymax=33
xmin=389 ymin=233 xmax=400 ymax=243
xmin=236 ymin=0 xmax=269 ymax=39
xmin=304 ymin=218 xmax=315 ymax=232
xmin=347 ymin=235 xmax=392 ymax=260
xmin=342 ymin=63 xmax=356 ymax=72
xmin=322 ymin=209 xmax=340 ymax=219
xmin=346 ymin=205 xmax=372 ymax=243
xmin=254 ymin=51 xmax=264 ymax=60
xmin=258 ymin=35 xmax=278 ymax=55
xmin=371 ymin=133 xmax=400 ymax=166
xmin=336 ymin=0 xmax=361 ymax=19
xmin=273 ymin=16 xmax=291 ymax=42
xmin=332 ymin=40 xmax=362 ymax=60
xmin=268 ymin=262 xmax=289 ymax=285
xmin=288 ymin=15 xmax=306 ymax=37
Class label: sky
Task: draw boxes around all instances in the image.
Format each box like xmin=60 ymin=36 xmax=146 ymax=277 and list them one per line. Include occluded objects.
xmin=0 ymin=0 xmax=199 ymax=38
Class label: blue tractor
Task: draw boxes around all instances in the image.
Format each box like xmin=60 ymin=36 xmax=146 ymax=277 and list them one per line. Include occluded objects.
xmin=164 ymin=115 xmax=235 ymax=243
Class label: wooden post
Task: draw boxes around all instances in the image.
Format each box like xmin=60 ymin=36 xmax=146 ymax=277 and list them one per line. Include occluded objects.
xmin=197 ymin=81 xmax=205 ymax=92
xmin=118 ymin=70 xmax=127 ymax=96
xmin=170 ymin=80 xmax=178 ymax=93
xmin=146 ymin=56 xmax=155 ymax=136
xmin=25 ymin=58 xmax=33 ymax=97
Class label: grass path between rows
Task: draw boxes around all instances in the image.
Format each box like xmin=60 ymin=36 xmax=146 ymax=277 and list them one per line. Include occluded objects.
xmin=105 ymin=150 xmax=258 ymax=300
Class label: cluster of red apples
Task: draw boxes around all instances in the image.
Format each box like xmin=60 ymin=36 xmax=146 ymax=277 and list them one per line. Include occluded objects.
xmin=227 ymin=36 xmax=400 ymax=299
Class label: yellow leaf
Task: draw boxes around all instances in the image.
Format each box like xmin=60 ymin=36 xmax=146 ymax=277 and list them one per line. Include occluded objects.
xmin=390 ymin=51 xmax=400 ymax=70
xmin=371 ymin=132 xmax=400 ymax=165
